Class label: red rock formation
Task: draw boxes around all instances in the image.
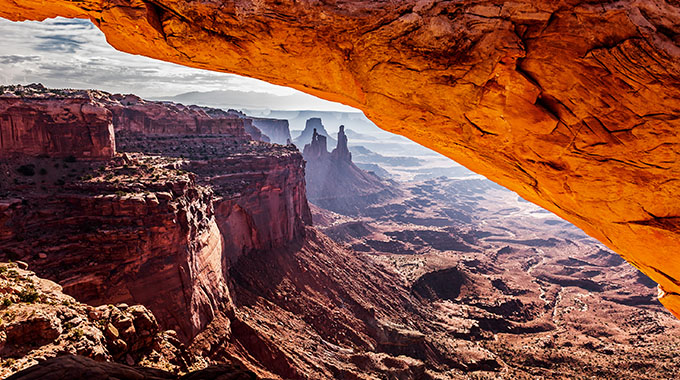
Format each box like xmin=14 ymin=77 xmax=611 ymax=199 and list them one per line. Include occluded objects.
xmin=3 ymin=0 xmax=680 ymax=315
xmin=189 ymin=152 xmax=311 ymax=266
xmin=0 ymin=86 xmax=312 ymax=343
xmin=117 ymin=130 xmax=312 ymax=266
xmin=303 ymin=126 xmax=398 ymax=214
xmin=0 ymin=85 xmax=115 ymax=160
xmin=0 ymin=155 xmax=230 ymax=342
xmin=0 ymin=263 xmax=195 ymax=377
xmin=107 ymin=94 xmax=252 ymax=142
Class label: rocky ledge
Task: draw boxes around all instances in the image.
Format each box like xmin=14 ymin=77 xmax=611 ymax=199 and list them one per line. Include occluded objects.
xmin=0 ymin=86 xmax=312 ymax=344
xmin=0 ymin=263 xmax=191 ymax=377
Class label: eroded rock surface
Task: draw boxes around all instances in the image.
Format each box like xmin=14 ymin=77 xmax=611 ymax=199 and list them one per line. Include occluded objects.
xmin=0 ymin=263 xmax=195 ymax=377
xmin=0 ymin=85 xmax=312 ymax=344
xmin=0 ymin=84 xmax=115 ymax=160
xmin=1 ymin=0 xmax=679 ymax=315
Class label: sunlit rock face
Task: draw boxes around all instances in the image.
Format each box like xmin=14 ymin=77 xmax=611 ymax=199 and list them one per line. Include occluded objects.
xmin=2 ymin=0 xmax=680 ymax=315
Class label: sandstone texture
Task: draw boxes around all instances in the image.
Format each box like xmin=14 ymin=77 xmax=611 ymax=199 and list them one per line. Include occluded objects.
xmin=0 ymin=153 xmax=230 ymax=342
xmin=0 ymin=85 xmax=311 ymax=343
xmin=0 ymin=263 xmax=196 ymax=378
xmin=2 ymin=0 xmax=680 ymax=315
xmin=115 ymin=114 xmax=312 ymax=267
xmin=0 ymin=85 xmax=115 ymax=160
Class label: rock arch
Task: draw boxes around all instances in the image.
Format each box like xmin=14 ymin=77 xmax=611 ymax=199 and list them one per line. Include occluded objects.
xmin=2 ymin=0 xmax=680 ymax=316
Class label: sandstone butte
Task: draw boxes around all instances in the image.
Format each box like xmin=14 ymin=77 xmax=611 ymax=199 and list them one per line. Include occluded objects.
xmin=1 ymin=0 xmax=680 ymax=317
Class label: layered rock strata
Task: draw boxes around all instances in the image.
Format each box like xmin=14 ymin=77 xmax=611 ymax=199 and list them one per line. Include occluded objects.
xmin=3 ymin=0 xmax=680 ymax=315
xmin=0 ymin=153 xmax=230 ymax=342
xmin=0 ymin=86 xmax=312 ymax=343
xmin=108 ymin=94 xmax=254 ymax=142
xmin=118 ymin=133 xmax=312 ymax=266
xmin=0 ymin=85 xmax=115 ymax=160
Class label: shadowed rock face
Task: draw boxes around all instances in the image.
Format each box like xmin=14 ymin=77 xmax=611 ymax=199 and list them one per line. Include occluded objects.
xmin=303 ymin=126 xmax=398 ymax=214
xmin=2 ymin=0 xmax=680 ymax=315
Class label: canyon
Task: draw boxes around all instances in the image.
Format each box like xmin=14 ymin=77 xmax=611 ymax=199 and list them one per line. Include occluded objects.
xmin=2 ymin=0 xmax=680 ymax=318
xmin=1 ymin=85 xmax=679 ymax=379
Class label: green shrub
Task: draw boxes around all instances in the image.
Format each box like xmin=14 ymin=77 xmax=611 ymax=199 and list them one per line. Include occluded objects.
xmin=18 ymin=289 xmax=39 ymax=303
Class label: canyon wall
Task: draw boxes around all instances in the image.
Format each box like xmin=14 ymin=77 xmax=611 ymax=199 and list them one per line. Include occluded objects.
xmin=187 ymin=152 xmax=311 ymax=266
xmin=115 ymin=116 xmax=312 ymax=266
xmin=0 ymin=86 xmax=310 ymax=342
xmin=2 ymin=0 xmax=680 ymax=316
xmin=0 ymin=92 xmax=115 ymax=160
xmin=107 ymin=94 xmax=253 ymax=142
xmin=0 ymin=161 xmax=230 ymax=342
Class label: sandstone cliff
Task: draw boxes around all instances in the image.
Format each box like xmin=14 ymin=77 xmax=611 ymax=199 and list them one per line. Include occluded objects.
xmin=115 ymin=116 xmax=312 ymax=266
xmin=3 ymin=0 xmax=680 ymax=315
xmin=0 ymin=86 xmax=312 ymax=345
xmin=0 ymin=84 xmax=115 ymax=160
xmin=0 ymin=153 xmax=230 ymax=342
xmin=107 ymin=94 xmax=254 ymax=142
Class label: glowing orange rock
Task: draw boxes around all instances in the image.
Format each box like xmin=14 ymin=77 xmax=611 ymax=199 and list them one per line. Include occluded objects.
xmin=2 ymin=0 xmax=680 ymax=316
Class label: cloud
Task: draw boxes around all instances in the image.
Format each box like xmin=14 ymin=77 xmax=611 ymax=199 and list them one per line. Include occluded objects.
xmin=35 ymin=34 xmax=88 ymax=53
xmin=0 ymin=55 xmax=39 ymax=64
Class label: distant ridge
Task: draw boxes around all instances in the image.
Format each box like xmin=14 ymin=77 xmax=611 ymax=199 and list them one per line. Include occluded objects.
xmin=156 ymin=89 xmax=357 ymax=112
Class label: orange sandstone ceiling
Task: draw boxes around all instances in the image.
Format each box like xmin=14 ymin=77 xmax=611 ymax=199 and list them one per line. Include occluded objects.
xmin=2 ymin=0 xmax=680 ymax=316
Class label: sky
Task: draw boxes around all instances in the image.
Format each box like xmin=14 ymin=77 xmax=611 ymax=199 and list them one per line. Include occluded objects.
xmin=0 ymin=17 xmax=355 ymax=111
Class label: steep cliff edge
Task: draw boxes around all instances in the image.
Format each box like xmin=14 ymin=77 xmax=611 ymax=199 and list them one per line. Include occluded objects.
xmin=118 ymin=135 xmax=312 ymax=266
xmin=303 ymin=126 xmax=398 ymax=214
xmin=3 ymin=0 xmax=680 ymax=315
xmin=0 ymin=153 xmax=230 ymax=342
xmin=0 ymin=85 xmax=310 ymax=342
xmin=0 ymin=85 xmax=115 ymax=160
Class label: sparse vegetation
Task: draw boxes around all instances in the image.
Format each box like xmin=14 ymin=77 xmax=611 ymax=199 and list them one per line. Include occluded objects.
xmin=18 ymin=288 xmax=39 ymax=303
xmin=17 ymin=164 xmax=35 ymax=176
